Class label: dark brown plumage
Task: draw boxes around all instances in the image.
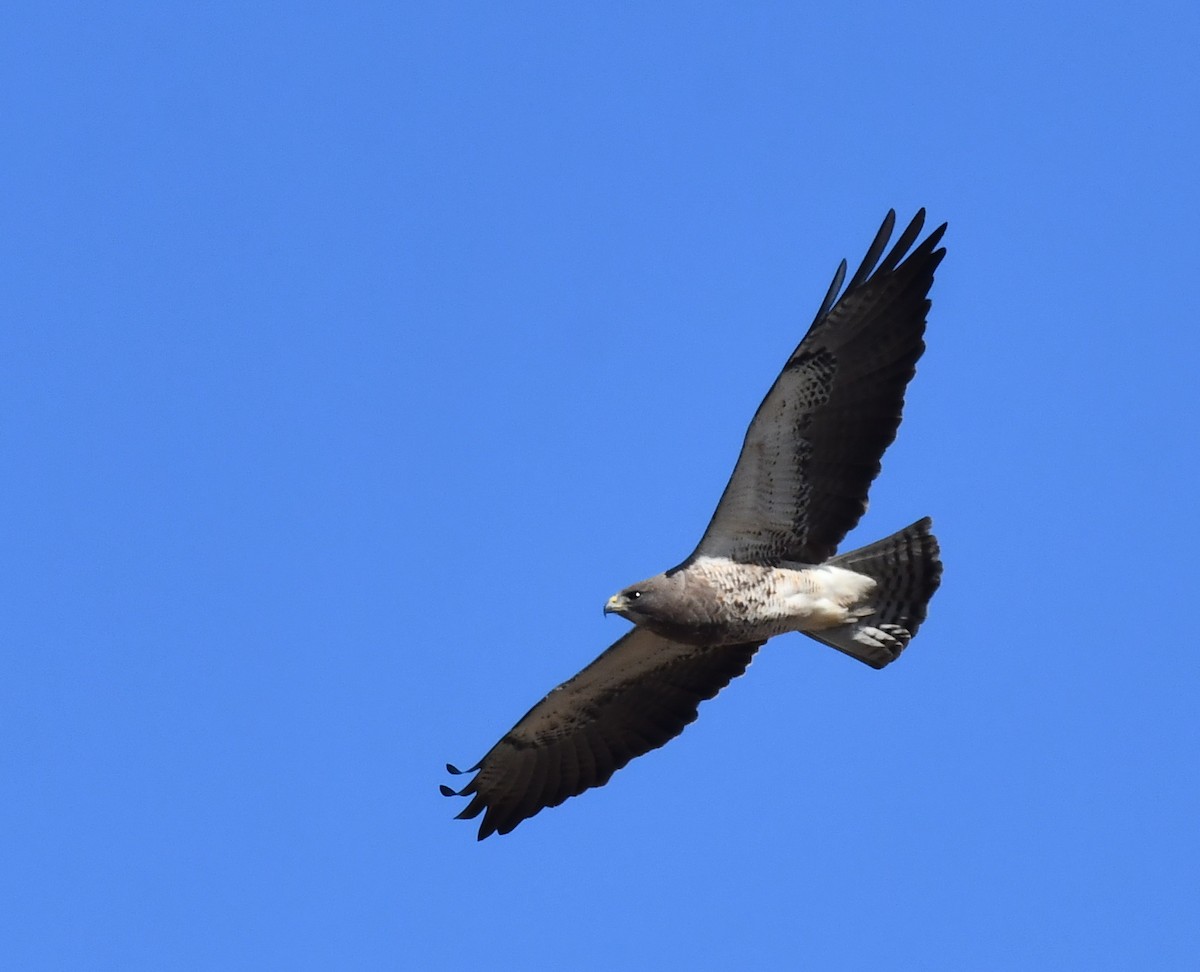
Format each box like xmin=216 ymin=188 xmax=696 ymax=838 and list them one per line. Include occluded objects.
xmin=690 ymin=211 xmax=946 ymax=566
xmin=443 ymin=630 xmax=761 ymax=839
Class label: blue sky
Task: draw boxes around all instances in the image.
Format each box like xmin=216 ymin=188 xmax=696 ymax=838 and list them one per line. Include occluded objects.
xmin=3 ymin=2 xmax=1199 ymax=969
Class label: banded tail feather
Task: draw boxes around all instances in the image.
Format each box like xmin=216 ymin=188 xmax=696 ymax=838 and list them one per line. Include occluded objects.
xmin=813 ymin=518 xmax=942 ymax=668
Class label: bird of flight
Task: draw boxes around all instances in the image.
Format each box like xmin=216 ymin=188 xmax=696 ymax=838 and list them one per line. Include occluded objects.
xmin=443 ymin=210 xmax=946 ymax=839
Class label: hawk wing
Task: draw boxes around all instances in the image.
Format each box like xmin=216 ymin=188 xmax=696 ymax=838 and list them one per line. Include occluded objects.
xmin=441 ymin=628 xmax=763 ymax=840
xmin=688 ymin=210 xmax=946 ymax=566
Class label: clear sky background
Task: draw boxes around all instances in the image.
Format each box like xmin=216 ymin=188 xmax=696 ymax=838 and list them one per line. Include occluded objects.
xmin=3 ymin=3 xmax=1198 ymax=969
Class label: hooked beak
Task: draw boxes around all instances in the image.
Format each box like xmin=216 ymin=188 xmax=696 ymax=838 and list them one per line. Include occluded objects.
xmin=604 ymin=594 xmax=625 ymax=616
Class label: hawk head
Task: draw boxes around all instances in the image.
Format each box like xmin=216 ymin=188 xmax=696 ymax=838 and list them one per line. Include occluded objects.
xmin=604 ymin=574 xmax=680 ymax=626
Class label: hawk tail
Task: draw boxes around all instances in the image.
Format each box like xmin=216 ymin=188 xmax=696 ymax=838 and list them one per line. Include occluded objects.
xmin=814 ymin=518 xmax=942 ymax=669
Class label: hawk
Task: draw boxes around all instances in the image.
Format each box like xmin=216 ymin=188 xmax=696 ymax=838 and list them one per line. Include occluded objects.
xmin=443 ymin=210 xmax=946 ymax=839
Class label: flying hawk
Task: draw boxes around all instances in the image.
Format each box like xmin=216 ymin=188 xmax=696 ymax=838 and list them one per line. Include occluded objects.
xmin=443 ymin=210 xmax=946 ymax=839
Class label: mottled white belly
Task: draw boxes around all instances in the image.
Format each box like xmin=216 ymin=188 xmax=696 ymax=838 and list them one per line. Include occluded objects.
xmin=691 ymin=557 xmax=878 ymax=639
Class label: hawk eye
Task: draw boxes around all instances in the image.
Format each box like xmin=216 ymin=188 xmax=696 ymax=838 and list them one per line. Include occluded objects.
xmin=628 ymin=590 xmax=642 ymax=600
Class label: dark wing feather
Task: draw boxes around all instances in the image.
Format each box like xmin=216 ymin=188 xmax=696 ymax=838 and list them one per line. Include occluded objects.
xmin=689 ymin=210 xmax=946 ymax=566
xmin=443 ymin=627 xmax=763 ymax=839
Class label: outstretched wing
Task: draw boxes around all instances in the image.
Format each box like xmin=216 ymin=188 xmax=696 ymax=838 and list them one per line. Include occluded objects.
xmin=689 ymin=210 xmax=946 ymax=566
xmin=442 ymin=628 xmax=763 ymax=839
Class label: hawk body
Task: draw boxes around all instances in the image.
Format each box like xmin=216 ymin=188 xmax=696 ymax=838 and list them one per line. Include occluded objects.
xmin=606 ymin=556 xmax=880 ymax=645
xmin=444 ymin=210 xmax=947 ymax=839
